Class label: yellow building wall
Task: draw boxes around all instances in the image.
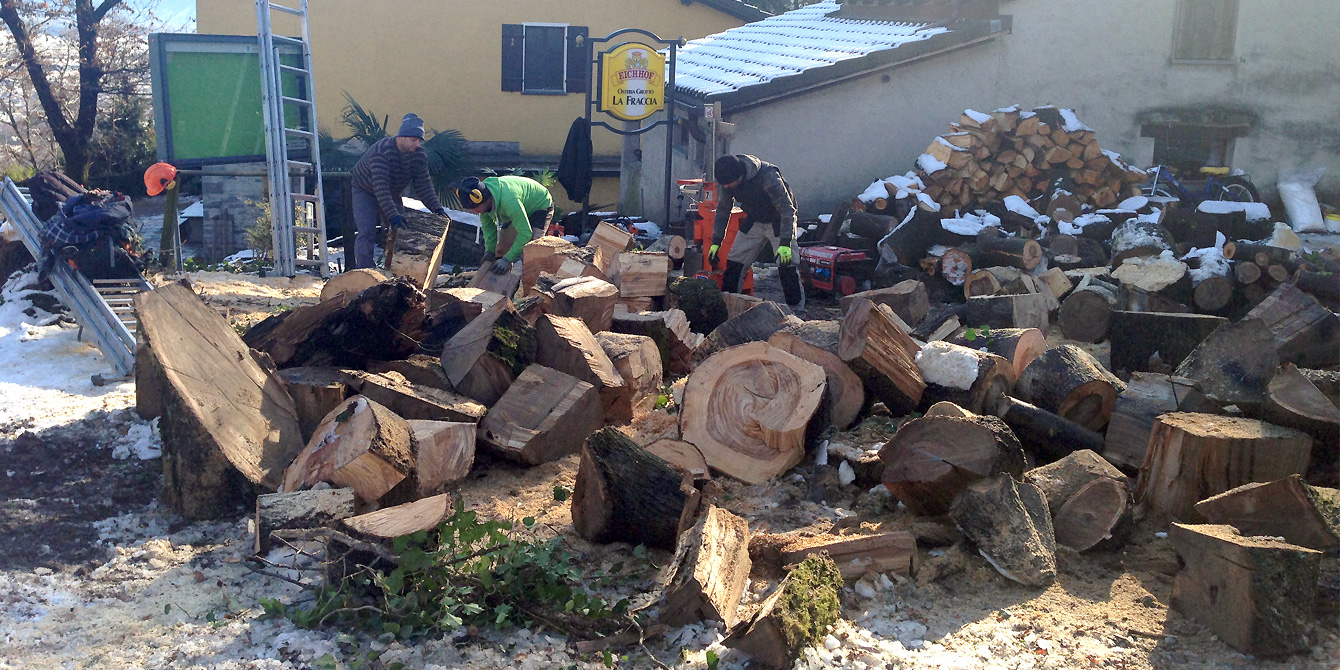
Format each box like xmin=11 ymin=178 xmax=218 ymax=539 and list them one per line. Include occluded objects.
xmin=196 ymin=0 xmax=745 ymax=158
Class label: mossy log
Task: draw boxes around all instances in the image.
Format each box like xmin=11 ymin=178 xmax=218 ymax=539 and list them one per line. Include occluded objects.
xmin=669 ymin=276 xmax=728 ymax=334
xmin=724 ymin=555 xmax=843 ymax=670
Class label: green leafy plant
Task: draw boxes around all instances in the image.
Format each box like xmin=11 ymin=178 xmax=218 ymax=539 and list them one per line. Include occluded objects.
xmin=963 ymin=324 xmax=996 ymax=345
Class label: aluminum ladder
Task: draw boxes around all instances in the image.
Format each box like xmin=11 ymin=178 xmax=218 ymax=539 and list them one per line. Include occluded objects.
xmin=0 ymin=178 xmax=145 ymax=379
xmin=256 ymin=0 xmax=329 ymax=277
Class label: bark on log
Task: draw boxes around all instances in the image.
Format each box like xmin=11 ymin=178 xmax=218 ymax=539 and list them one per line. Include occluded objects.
xmin=992 ymin=395 xmax=1107 ymax=463
xmin=769 ymin=321 xmax=866 ymax=430
xmin=876 ymin=208 xmax=940 ymax=266
xmin=1194 ymin=475 xmax=1340 ymax=551
xmin=536 ymin=314 xmax=630 ymax=423
xmin=343 ymin=370 xmax=486 ymax=423
xmin=1295 ymin=268 xmax=1340 ymax=309
xmin=950 ymin=473 xmax=1057 ymax=587
xmin=914 ymin=340 xmax=1015 ymax=415
xmin=965 ymin=294 xmax=1050 ymax=333
xmin=1135 ymin=413 xmax=1313 ymax=521
xmin=1103 ymin=373 xmax=1218 ymax=471
xmin=596 ymin=332 xmax=664 ymax=418
xmin=976 ymin=235 xmax=1043 ymax=271
xmin=1263 ymin=365 xmax=1340 ymax=479
xmin=681 ymin=342 xmax=826 ymax=484
xmin=136 ymin=283 xmax=306 ymax=519
xmin=1235 ymin=260 xmax=1262 ymax=286
xmin=549 ymin=276 xmax=620 ymax=333
xmin=1109 ymin=218 xmax=1174 ymax=267
xmin=610 ymin=309 xmax=701 ymax=376
xmin=839 ymin=280 xmax=930 ymax=326
xmin=780 ymin=531 xmax=918 ymax=581
xmin=1014 ymin=345 xmax=1124 ymax=431
xmin=1193 ymin=276 xmax=1235 ymax=314
xmin=879 ymin=413 xmax=1026 ymax=516
xmin=254 ymin=488 xmax=356 ymax=554
xmin=425 ymin=287 xmax=504 ymax=322
xmin=1174 ymin=319 xmax=1278 ymax=408
xmin=242 ymin=298 xmax=349 ymax=368
xmin=277 ymin=367 xmax=350 ymax=443
xmin=658 ymin=505 xmax=751 ymax=627
xmin=1058 ymin=282 xmax=1119 ymax=343
xmin=1169 ymin=523 xmax=1321 ymax=657
xmin=281 ymin=396 xmax=416 ymax=503
xmin=1108 ymin=311 xmax=1228 ymax=379
xmin=723 ymin=555 xmax=843 ymax=670
xmin=693 ymin=301 xmax=800 ymax=365
xmin=1037 ymin=267 xmax=1073 ymax=300
xmin=1023 ymin=449 xmax=1125 ymax=513
xmin=668 ymin=276 xmax=729 ymax=334
xmin=387 ymin=211 xmax=451 ymax=290
xmin=439 ymin=299 xmax=536 ymax=406
xmin=478 ymin=365 xmax=605 ymax=465
xmin=1243 ymin=283 xmax=1340 ymax=369
xmin=572 ymin=427 xmax=700 ymax=550
xmin=838 ymin=299 xmax=925 ymax=415
xmin=945 ymin=327 xmax=1046 ymax=380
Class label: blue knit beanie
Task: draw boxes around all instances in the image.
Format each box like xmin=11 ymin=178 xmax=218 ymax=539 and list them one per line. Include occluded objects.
xmin=397 ymin=113 xmax=425 ymax=139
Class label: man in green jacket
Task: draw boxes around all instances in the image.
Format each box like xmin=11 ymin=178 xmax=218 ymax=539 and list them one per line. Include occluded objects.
xmin=458 ymin=175 xmax=554 ymax=274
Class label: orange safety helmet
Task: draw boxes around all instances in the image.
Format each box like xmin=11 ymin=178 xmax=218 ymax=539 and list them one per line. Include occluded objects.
xmin=144 ymin=162 xmax=178 ymax=196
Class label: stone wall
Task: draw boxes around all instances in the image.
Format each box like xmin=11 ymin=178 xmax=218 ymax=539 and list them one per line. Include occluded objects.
xmin=201 ymin=164 xmax=267 ymax=261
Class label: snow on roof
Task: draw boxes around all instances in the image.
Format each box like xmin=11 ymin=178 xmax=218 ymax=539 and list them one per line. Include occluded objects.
xmin=673 ymin=1 xmax=947 ymax=97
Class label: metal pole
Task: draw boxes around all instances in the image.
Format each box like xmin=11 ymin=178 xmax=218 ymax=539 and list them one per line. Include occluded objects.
xmin=663 ymin=40 xmax=678 ymax=231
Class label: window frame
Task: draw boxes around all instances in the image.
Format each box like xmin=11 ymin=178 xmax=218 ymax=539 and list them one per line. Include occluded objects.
xmin=1170 ymin=0 xmax=1240 ymax=65
xmin=521 ymin=22 xmax=570 ymax=95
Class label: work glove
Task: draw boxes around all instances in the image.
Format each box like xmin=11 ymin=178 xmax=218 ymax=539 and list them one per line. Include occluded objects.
xmin=491 ymin=257 xmax=513 ymax=275
xmin=776 ymin=245 xmax=793 ymax=267
xmin=708 ymin=244 xmax=721 ymax=266
xmin=389 ymin=214 xmax=404 ymax=229
xmin=479 ymin=251 xmax=496 ymax=267
xmin=432 ymin=207 xmax=449 ymax=217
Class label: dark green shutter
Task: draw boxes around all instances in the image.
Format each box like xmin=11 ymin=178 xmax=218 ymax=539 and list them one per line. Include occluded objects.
xmin=565 ymin=26 xmax=590 ymax=94
xmin=501 ymin=24 xmax=524 ymax=92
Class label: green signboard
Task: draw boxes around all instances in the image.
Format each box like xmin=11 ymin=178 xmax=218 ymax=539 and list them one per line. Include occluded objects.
xmin=150 ymin=33 xmax=304 ymax=166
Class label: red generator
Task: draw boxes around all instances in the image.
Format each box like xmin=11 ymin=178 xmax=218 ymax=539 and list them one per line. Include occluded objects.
xmin=800 ymin=246 xmax=875 ymax=298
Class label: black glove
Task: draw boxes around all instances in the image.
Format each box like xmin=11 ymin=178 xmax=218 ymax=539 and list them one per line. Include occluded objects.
xmin=491 ymin=257 xmax=513 ymax=275
xmin=432 ymin=207 xmax=449 ymax=217
xmin=389 ymin=214 xmax=404 ymax=229
xmin=479 ymin=251 xmax=496 ymax=267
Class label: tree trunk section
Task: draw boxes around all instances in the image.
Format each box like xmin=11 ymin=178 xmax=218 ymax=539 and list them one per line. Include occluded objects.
xmin=977 ymin=235 xmax=1043 ymax=271
xmin=1058 ymin=282 xmax=1119 ymax=343
xmin=669 ymin=276 xmax=729 ymax=334
xmin=386 ymin=211 xmax=451 ymax=290
xmin=478 ymin=365 xmax=605 ymax=465
xmin=277 ymin=367 xmax=351 ymax=442
xmin=1194 ymin=475 xmax=1340 ymax=551
xmin=615 ymin=251 xmax=670 ymax=297
xmin=611 ymin=309 xmax=702 ymax=376
xmin=571 ymin=427 xmax=700 ymax=550
xmin=839 ymin=279 xmax=930 ymax=326
xmin=1174 ymin=319 xmax=1278 ymax=408
xmin=407 ymin=420 xmax=476 ymax=497
xmin=254 ymin=487 xmax=356 ymax=554
xmin=1108 ymin=311 xmax=1227 ymax=379
xmin=992 ymin=395 xmax=1106 ymax=463
xmin=949 ymin=473 xmax=1057 ymax=587
xmin=945 ymin=327 xmax=1046 ymax=380
xmin=680 ymin=342 xmax=827 ymax=485
xmin=248 ymin=279 xmax=428 ymax=370
xmin=658 ymin=505 xmax=751 ymax=627
xmin=1052 ymin=476 xmax=1128 ymax=552
xmin=596 ymin=332 xmax=664 ymax=418
xmin=779 ymin=531 xmax=918 ymax=581
xmin=549 ymin=275 xmax=620 ymax=333
xmin=769 ymin=321 xmax=866 ymax=430
xmin=281 ymin=396 xmax=416 ymax=503
xmin=439 ymin=299 xmax=536 ymax=406
xmin=914 ymin=340 xmax=1014 ymax=415
xmin=879 ymin=414 xmax=1026 ymax=516
xmin=645 ymin=439 xmax=710 ymax=481
xmin=536 ymin=314 xmax=630 ymax=423
xmin=1103 ymin=372 xmax=1218 ymax=471
xmin=723 ymin=555 xmax=843 ymax=670
xmin=1243 ymin=283 xmax=1340 ymax=369
xmin=321 ymin=269 xmax=387 ymax=303
xmin=693 ymin=301 xmax=799 ymax=365
xmin=343 ymin=370 xmax=486 ymax=423
xmin=838 ymin=298 xmax=924 ymax=415
xmin=1014 ymin=344 xmax=1124 ymax=431
xmin=965 ymin=293 xmax=1050 ymax=333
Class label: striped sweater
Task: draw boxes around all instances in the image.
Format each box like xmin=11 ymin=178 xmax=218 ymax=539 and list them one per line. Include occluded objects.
xmin=351 ymin=137 xmax=443 ymax=219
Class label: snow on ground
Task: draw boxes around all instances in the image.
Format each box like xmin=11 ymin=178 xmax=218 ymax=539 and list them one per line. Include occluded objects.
xmin=0 ymin=269 xmax=134 ymax=435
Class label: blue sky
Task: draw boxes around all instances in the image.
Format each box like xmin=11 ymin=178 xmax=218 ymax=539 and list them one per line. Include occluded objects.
xmin=139 ymin=0 xmax=195 ymax=29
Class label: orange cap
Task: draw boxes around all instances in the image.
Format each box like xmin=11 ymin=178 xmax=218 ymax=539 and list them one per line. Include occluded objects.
xmin=144 ymin=162 xmax=178 ymax=196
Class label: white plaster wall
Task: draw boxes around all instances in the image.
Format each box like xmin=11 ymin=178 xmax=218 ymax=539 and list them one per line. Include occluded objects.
xmin=643 ymin=0 xmax=1340 ymax=221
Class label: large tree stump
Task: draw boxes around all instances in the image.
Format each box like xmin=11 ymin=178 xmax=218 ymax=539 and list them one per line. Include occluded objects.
xmin=387 ymin=211 xmax=451 ymax=290
xmin=838 ymin=298 xmax=924 ymax=415
xmin=277 ymin=367 xmax=350 ymax=442
xmin=1194 ymin=476 xmax=1340 ymax=551
xmin=950 ymin=473 xmax=1057 ymax=587
xmin=571 ymin=428 xmax=699 ymax=550
xmin=1014 ymin=345 xmax=1124 ymax=431
xmin=914 ymin=340 xmax=1014 ymax=415
xmin=1169 ymin=523 xmax=1321 ymax=657
xmin=838 ymin=279 xmax=930 ymax=326
xmin=1103 ymin=373 xmax=1218 ymax=471
xmin=965 ymin=293 xmax=1050 ymax=333
xmin=945 ymin=327 xmax=1046 ymax=380
xmin=692 ymin=301 xmax=799 ymax=364
xmin=254 ymin=488 xmax=356 ymax=554
xmin=478 ymin=365 xmax=605 ymax=465
xmin=879 ymin=413 xmax=1026 ymax=516
xmin=658 ymin=505 xmax=751 ymax=627
xmin=668 ymin=276 xmax=729 ymax=334
xmin=549 ymin=276 xmax=620 ymax=333
xmin=1243 ymin=283 xmax=1340 ymax=369
xmin=136 ymin=283 xmax=306 ymax=520
xmin=343 ymin=370 xmax=486 ymax=423
xmin=536 ymin=315 xmax=629 ymax=423
xmin=680 ymin=342 xmax=827 ymax=485
xmin=1108 ymin=311 xmax=1228 ymax=378
xmin=992 ymin=396 xmax=1107 ymax=462
xmin=768 ymin=321 xmax=865 ymax=430
xmin=439 ymin=300 xmax=536 ymax=406
xmin=1174 ymin=319 xmax=1279 ymax=408
xmin=595 ymin=332 xmax=664 ymax=418
xmin=280 ymin=396 xmax=415 ymax=503
xmin=1135 ymin=413 xmax=1313 ymax=521
xmin=723 ymin=555 xmax=843 ymax=670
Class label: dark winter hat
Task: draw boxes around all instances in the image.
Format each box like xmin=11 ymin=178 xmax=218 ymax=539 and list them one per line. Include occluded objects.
xmin=397 ymin=113 xmax=426 ymax=139
xmin=458 ymin=177 xmax=489 ymax=208
xmin=714 ymin=155 xmax=745 ymax=185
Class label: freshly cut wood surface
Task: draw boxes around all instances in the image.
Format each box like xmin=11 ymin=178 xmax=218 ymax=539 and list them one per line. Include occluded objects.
xmin=280 ymin=396 xmax=415 ymax=502
xmin=408 ymin=420 xmax=476 ymax=495
xmin=536 ymin=314 xmax=628 ymax=423
xmin=596 ymin=332 xmax=664 ymax=418
xmin=1135 ymin=413 xmax=1313 ymax=521
xmin=321 ymin=268 xmax=386 ymax=303
xmin=344 ymin=370 xmax=486 ymax=423
xmin=478 ymin=365 xmax=605 ymax=465
xmin=1194 ymin=476 xmax=1340 ymax=551
xmin=839 ymin=280 xmax=930 ymax=326
xmin=839 ymin=298 xmax=924 ymax=415
xmin=571 ymin=428 xmax=699 ymax=550
xmin=658 ymin=505 xmax=751 ymax=627
xmin=1263 ymin=363 xmax=1340 ymax=454
xmin=880 ymin=414 xmax=1026 ymax=516
xmin=945 ymin=327 xmax=1045 ymax=380
xmin=550 ymin=275 xmax=620 ymax=333
xmin=136 ymin=283 xmax=306 ymax=519
xmin=611 ymin=309 xmax=702 ymax=375
xmin=277 ymin=366 xmax=350 ymax=442
xmin=1058 ymin=282 xmax=1119 ymax=343
xmin=680 ymin=342 xmax=827 ymax=485
xmin=616 ymin=251 xmax=670 ymax=297
xmin=467 ymin=259 xmax=522 ymax=298
xmin=522 ymin=235 xmax=579 ymax=293
xmin=768 ymin=321 xmax=865 ymax=429
xmin=342 ymin=493 xmax=453 ymax=539
xmin=1023 ymin=449 xmax=1125 ymax=512
xmin=366 ymin=354 xmax=453 ymax=391
xmin=1103 ymin=373 xmax=1217 ymax=471
xmin=1052 ymin=476 xmax=1127 ymax=552
xmin=387 ymin=211 xmax=450 ymax=290
xmin=780 ymin=531 xmax=917 ymax=580
xmin=439 ymin=300 xmax=535 ymax=406
xmin=645 ymin=439 xmax=710 ymax=480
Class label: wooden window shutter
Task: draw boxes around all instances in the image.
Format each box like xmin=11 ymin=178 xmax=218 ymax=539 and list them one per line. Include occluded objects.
xmin=565 ymin=26 xmax=590 ymax=93
xmin=501 ymin=24 xmax=524 ymax=92
xmin=1174 ymin=0 xmax=1239 ymax=62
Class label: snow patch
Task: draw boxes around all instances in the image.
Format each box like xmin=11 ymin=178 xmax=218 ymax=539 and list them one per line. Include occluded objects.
xmin=915 ymin=341 xmax=979 ymax=391
xmin=1196 ymin=200 xmax=1271 ymax=222
xmin=1058 ymin=108 xmax=1092 ymax=132
xmin=1059 ymin=213 xmax=1110 ymax=236
xmin=917 ymin=153 xmax=948 ymax=174
xmin=940 ymin=211 xmax=1001 ymax=237
xmin=111 ymin=417 xmax=162 ymax=460
xmin=1003 ymin=195 xmax=1043 ymax=220
xmin=1117 ymin=195 xmax=1148 ymax=210
xmin=963 ymin=109 xmax=992 ymax=125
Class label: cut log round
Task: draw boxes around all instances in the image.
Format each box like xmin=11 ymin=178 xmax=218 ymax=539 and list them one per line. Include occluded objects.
xmin=280 ymin=396 xmax=416 ymax=503
xmin=407 ymin=420 xmax=476 ymax=496
xmin=924 ymin=401 xmax=972 ymax=418
xmin=549 ymin=276 xmax=620 ymax=333
xmin=478 ymin=365 xmax=605 ymax=465
xmin=962 ymin=269 xmax=1002 ymax=298
xmin=387 ymin=212 xmax=451 ymax=290
xmin=1263 ymin=364 xmax=1340 ymax=474
xmin=277 ymin=367 xmax=350 ymax=443
xmin=965 ymin=293 xmax=1050 ymax=333
xmin=1023 ymin=449 xmax=1125 ymax=513
xmin=1109 ymin=218 xmax=1174 ymax=267
xmin=838 ymin=298 xmax=924 ymax=415
xmin=1108 ymin=311 xmax=1227 ymax=378
xmin=879 ymin=414 xmax=1026 ymax=516
xmin=977 ymin=235 xmax=1043 ymax=271
xmin=914 ymin=340 xmax=1015 ymax=415
xmin=939 ymin=248 xmax=974 ymax=286
xmin=1135 ymin=413 xmax=1314 ymax=521
xmin=321 ymin=269 xmax=387 ymax=303
xmin=1014 ymin=345 xmax=1124 ymax=431
xmin=768 ymin=321 xmax=866 ymax=429
xmin=572 ymin=427 xmax=700 ymax=550
xmin=1235 ymin=261 xmax=1262 ymax=286
xmin=680 ymin=342 xmax=827 ymax=484
xmin=645 ymin=439 xmax=710 ymax=481
xmin=1058 ymin=283 xmax=1119 ymax=343
xmin=1193 ymin=276 xmax=1234 ymax=313
xmin=946 ymin=327 xmax=1046 ymax=380
xmin=1052 ymin=476 xmax=1128 ymax=552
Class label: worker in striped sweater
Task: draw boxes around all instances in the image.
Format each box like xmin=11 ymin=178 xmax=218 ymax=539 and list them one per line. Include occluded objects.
xmin=350 ymin=113 xmax=449 ymax=269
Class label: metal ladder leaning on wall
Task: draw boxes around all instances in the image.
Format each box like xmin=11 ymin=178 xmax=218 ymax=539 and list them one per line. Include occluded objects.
xmin=0 ymin=178 xmax=143 ymax=380
xmin=256 ymin=0 xmax=329 ymax=277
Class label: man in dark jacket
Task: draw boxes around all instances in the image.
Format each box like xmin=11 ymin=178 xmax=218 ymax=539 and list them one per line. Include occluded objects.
xmin=709 ymin=154 xmax=805 ymax=312
xmin=350 ymin=113 xmax=448 ymax=269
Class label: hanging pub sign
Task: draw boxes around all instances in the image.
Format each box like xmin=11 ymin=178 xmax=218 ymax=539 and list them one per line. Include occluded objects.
xmin=598 ymin=42 xmax=666 ymax=122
